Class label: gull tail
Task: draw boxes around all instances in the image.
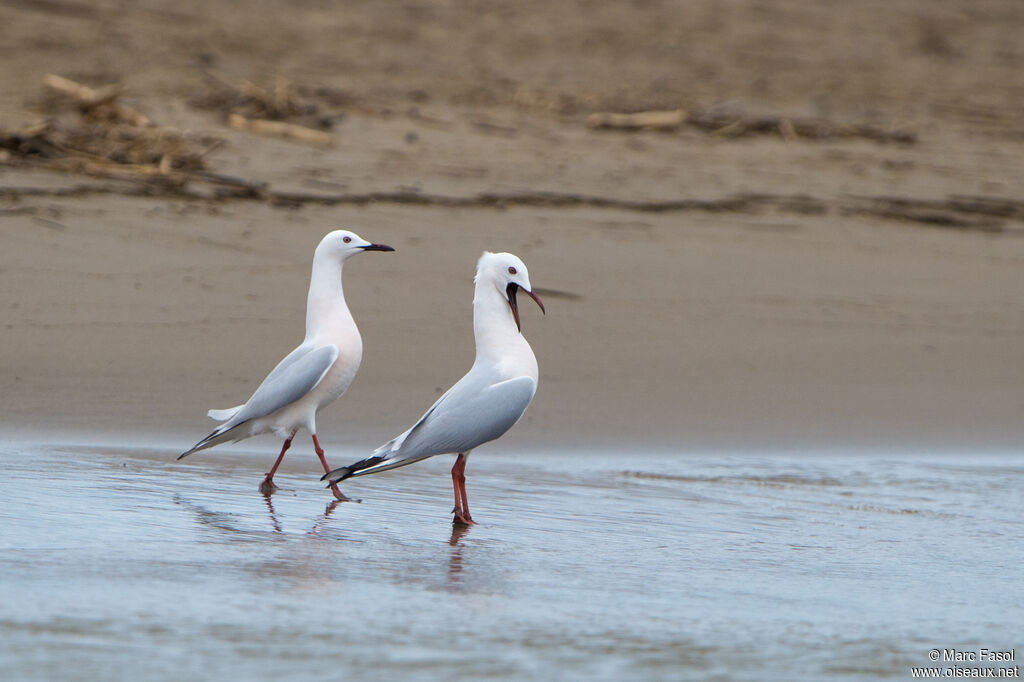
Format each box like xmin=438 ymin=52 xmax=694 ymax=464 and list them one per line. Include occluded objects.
xmin=207 ymin=405 xmax=244 ymax=421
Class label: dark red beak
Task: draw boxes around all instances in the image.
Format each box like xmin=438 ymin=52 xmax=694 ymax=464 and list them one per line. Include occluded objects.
xmin=360 ymin=243 xmax=395 ymax=252
xmin=506 ymin=283 xmax=545 ymax=331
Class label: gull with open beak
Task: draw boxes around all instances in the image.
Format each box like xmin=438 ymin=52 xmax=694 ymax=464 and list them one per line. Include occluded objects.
xmin=322 ymin=251 xmax=544 ymax=524
xmin=179 ymin=229 xmax=394 ymax=500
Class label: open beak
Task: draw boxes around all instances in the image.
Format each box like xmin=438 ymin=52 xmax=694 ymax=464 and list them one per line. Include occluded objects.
xmin=360 ymin=243 xmax=395 ymax=252
xmin=506 ymin=283 xmax=545 ymax=331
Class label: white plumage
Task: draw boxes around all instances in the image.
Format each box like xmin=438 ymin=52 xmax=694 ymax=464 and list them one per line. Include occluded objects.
xmin=179 ymin=229 xmax=394 ymax=499
xmin=324 ymin=251 xmax=544 ymax=524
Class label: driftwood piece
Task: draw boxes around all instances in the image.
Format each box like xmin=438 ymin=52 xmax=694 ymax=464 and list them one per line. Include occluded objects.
xmin=687 ymin=108 xmax=915 ymax=144
xmin=0 ymin=75 xmax=213 ymax=192
xmin=47 ymin=156 xmax=187 ymax=185
xmin=588 ymin=105 xmax=915 ymax=144
xmin=43 ymin=74 xmax=122 ymax=106
xmin=43 ymin=74 xmax=151 ymax=127
xmin=227 ymin=113 xmax=335 ymax=146
xmin=587 ymin=109 xmax=686 ymax=131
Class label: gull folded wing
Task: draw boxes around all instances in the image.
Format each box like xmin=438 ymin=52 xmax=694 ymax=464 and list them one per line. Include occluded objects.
xmin=231 ymin=344 xmax=339 ymax=425
xmin=337 ymin=375 xmax=537 ymax=480
xmin=180 ymin=344 xmax=338 ymax=459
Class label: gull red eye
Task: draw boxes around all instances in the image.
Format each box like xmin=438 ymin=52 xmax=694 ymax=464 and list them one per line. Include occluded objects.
xmin=508 ymin=266 xmax=517 ymax=275
xmin=343 ymin=236 xmax=352 ymax=243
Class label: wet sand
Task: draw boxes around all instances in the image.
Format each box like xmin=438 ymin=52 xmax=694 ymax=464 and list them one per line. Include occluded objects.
xmin=3 ymin=440 xmax=1022 ymax=681
xmin=2 ymin=194 xmax=1022 ymax=452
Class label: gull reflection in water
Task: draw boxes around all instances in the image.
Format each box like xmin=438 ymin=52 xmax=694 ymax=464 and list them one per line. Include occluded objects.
xmin=304 ymin=498 xmax=347 ymax=537
xmin=261 ymin=493 xmax=358 ymax=537
xmin=261 ymin=492 xmax=283 ymax=533
xmin=447 ymin=523 xmax=472 ymax=588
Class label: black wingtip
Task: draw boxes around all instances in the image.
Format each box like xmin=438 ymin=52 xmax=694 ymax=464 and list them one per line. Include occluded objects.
xmin=321 ymin=466 xmax=352 ymax=483
xmin=321 ymin=454 xmax=389 ymax=483
xmin=178 ymin=430 xmax=216 ymax=460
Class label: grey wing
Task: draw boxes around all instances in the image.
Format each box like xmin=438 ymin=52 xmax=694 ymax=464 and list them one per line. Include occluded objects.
xmin=324 ymin=375 xmax=536 ymax=482
xmin=395 ymin=375 xmax=537 ymax=459
xmin=228 ymin=344 xmax=339 ymax=425
xmin=180 ymin=344 xmax=339 ymax=459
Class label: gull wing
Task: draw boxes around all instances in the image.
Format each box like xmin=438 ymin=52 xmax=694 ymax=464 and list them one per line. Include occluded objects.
xmin=330 ymin=374 xmax=536 ymax=480
xmin=400 ymin=375 xmax=537 ymax=457
xmin=230 ymin=344 xmax=339 ymax=425
xmin=180 ymin=344 xmax=338 ymax=458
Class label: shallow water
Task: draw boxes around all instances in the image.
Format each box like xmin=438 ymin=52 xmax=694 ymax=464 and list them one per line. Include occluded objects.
xmin=1 ymin=441 xmax=1021 ymax=680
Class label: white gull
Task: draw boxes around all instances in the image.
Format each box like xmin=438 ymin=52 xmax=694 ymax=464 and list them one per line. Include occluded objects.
xmin=179 ymin=229 xmax=394 ymax=499
xmin=323 ymin=251 xmax=544 ymax=524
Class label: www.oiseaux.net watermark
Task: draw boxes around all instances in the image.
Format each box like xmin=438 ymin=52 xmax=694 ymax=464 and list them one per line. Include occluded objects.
xmin=911 ymin=649 xmax=1018 ymax=678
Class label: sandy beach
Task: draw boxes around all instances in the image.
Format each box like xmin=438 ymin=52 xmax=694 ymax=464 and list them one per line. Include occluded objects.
xmin=2 ymin=0 xmax=1024 ymax=452
xmin=2 ymin=1 xmax=1023 ymax=679
xmin=3 ymin=190 xmax=1023 ymax=454
xmin=3 ymin=1 xmax=1024 ymax=453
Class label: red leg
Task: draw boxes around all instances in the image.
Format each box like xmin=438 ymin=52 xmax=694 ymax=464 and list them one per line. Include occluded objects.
xmin=313 ymin=434 xmax=352 ymax=502
xmin=260 ymin=436 xmax=292 ymax=495
xmin=457 ymin=459 xmax=471 ymax=521
xmin=451 ymin=453 xmax=476 ymax=525
xmin=451 ymin=459 xmax=463 ymax=516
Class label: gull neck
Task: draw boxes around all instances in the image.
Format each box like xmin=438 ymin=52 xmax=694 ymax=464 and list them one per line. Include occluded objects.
xmin=305 ymin=252 xmax=354 ymax=340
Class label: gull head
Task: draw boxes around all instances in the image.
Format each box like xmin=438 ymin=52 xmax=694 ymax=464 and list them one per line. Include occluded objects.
xmin=476 ymin=251 xmax=545 ymax=331
xmin=319 ymin=229 xmax=395 ymax=261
